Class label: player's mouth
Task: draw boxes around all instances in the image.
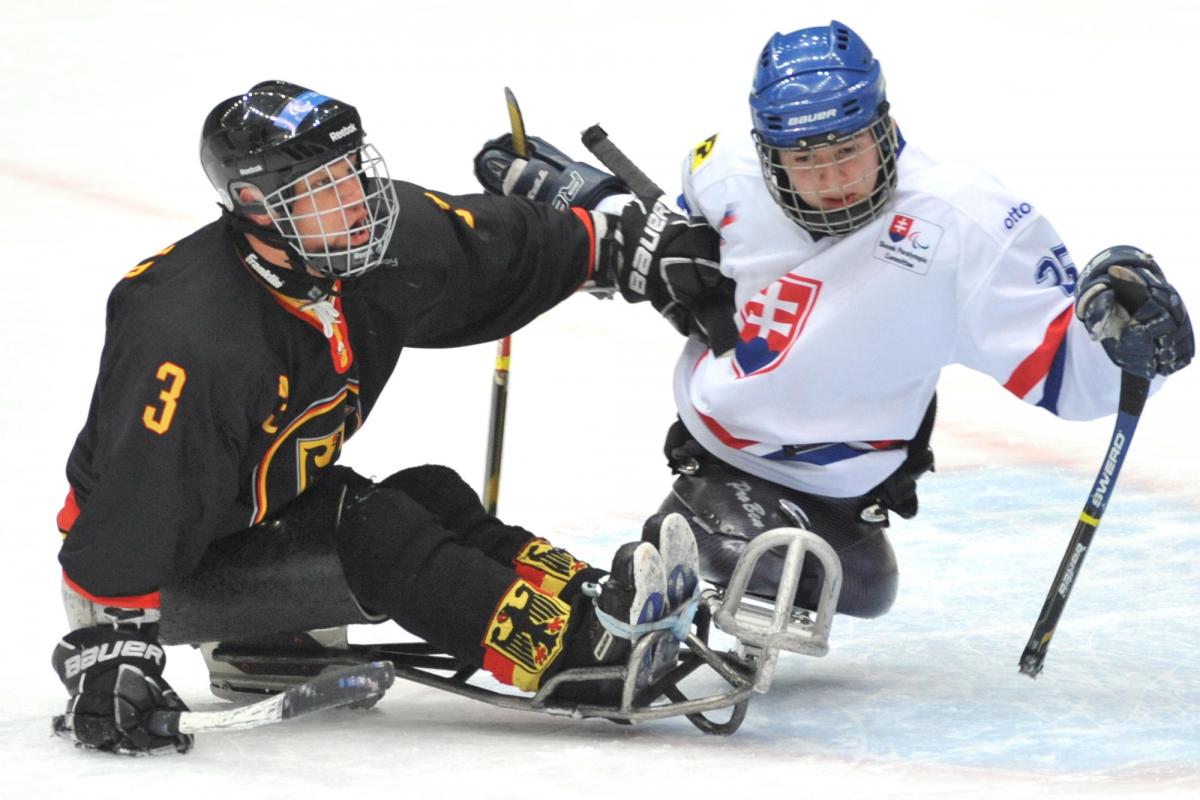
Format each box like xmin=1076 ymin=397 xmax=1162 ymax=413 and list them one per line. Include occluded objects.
xmin=820 ymin=194 xmax=859 ymax=210
xmin=346 ymin=212 xmax=371 ymax=246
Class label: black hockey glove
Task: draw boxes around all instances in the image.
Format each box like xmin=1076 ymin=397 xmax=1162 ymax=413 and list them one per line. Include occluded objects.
xmin=474 ymin=134 xmax=628 ymax=210
xmin=869 ymin=445 xmax=935 ymax=520
xmin=51 ymin=625 xmax=192 ymax=756
xmin=595 ymin=197 xmax=739 ymax=356
xmin=1074 ymin=245 xmax=1194 ymax=380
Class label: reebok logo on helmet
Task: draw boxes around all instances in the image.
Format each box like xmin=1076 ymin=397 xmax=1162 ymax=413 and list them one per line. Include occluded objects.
xmin=329 ymin=123 xmax=358 ymax=142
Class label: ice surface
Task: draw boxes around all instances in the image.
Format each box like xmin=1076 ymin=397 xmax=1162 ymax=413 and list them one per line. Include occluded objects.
xmin=1 ymin=2 xmax=1197 ymax=797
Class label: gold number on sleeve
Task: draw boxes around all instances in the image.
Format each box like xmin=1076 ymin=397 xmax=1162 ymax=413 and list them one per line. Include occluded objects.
xmin=142 ymin=362 xmax=187 ymax=435
xmin=423 ymin=192 xmax=476 ymax=228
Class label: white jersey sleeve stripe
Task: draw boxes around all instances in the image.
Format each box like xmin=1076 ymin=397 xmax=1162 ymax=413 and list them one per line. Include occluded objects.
xmin=1001 ymin=305 xmax=1073 ymax=403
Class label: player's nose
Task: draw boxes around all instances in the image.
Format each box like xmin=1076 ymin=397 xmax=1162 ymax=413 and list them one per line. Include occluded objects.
xmin=338 ymin=176 xmax=366 ymax=205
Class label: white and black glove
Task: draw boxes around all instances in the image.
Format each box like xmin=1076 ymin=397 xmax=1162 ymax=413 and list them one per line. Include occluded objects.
xmin=1074 ymin=245 xmax=1193 ymax=380
xmin=474 ymin=134 xmax=628 ymax=209
xmin=51 ymin=625 xmax=192 ymax=756
xmin=595 ymin=197 xmax=739 ymax=356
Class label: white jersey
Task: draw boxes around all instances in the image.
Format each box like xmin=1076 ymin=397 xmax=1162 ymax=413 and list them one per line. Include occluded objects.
xmin=668 ymin=129 xmax=1154 ymax=498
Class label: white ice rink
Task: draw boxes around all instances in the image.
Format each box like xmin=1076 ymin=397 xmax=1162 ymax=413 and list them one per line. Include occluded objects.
xmin=1 ymin=2 xmax=1197 ymax=797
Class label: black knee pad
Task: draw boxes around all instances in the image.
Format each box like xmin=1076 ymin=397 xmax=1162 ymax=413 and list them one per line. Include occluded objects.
xmin=655 ymin=464 xmax=898 ymax=619
xmin=159 ymin=469 xmax=386 ymax=645
xmin=375 ymin=463 xmax=537 ymax=567
xmin=377 ymin=464 xmax=485 ymax=519
xmin=335 ymin=475 xmax=534 ymax=661
xmin=335 ymin=479 xmax=439 ymax=613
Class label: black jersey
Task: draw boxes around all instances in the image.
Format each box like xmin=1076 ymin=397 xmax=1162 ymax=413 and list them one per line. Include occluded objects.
xmin=58 ymin=182 xmax=596 ymax=601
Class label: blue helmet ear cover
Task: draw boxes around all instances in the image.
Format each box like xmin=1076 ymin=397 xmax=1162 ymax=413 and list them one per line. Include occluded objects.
xmin=750 ymin=20 xmax=887 ymax=147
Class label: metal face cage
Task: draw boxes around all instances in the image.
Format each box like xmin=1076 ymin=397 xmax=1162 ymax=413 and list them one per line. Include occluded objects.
xmin=261 ymin=144 xmax=399 ymax=278
xmin=754 ymin=116 xmax=898 ymax=238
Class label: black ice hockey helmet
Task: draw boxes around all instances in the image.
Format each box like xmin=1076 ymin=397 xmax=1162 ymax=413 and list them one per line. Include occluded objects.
xmin=199 ymin=80 xmax=398 ymax=278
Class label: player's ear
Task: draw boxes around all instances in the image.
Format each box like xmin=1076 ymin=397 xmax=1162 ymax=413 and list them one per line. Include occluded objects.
xmin=234 ymin=185 xmax=271 ymax=225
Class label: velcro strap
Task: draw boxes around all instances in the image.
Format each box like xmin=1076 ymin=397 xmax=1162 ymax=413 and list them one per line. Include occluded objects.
xmin=584 ymin=583 xmax=701 ymax=642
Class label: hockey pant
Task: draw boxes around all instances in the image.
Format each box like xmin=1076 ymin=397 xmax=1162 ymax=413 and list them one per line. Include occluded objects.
xmin=159 ymin=464 xmax=603 ymax=687
xmin=654 ymin=425 xmax=900 ymax=619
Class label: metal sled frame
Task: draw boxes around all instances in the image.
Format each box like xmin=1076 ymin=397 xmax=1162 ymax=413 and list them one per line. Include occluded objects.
xmin=207 ymin=527 xmax=842 ymax=736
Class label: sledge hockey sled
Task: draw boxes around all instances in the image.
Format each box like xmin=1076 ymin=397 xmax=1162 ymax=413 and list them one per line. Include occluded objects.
xmin=193 ymin=528 xmax=842 ymax=736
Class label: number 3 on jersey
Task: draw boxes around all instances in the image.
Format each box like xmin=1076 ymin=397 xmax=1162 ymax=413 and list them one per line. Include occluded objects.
xmin=142 ymin=362 xmax=187 ymax=435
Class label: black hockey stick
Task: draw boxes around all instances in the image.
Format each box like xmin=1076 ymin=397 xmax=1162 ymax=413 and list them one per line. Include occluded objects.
xmin=1018 ymin=371 xmax=1150 ymax=677
xmin=481 ymin=87 xmax=525 ymax=516
xmin=580 ymin=125 xmax=739 ymax=357
xmin=147 ymin=661 xmax=395 ymax=736
xmin=581 ymin=124 xmax=664 ymax=200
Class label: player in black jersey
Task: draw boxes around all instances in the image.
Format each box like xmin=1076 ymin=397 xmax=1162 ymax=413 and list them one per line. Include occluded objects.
xmin=50 ymin=81 xmax=730 ymax=755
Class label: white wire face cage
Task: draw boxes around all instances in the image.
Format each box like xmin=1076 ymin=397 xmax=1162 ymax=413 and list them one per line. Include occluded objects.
xmin=261 ymin=143 xmax=400 ymax=278
xmin=754 ymin=119 xmax=898 ymax=238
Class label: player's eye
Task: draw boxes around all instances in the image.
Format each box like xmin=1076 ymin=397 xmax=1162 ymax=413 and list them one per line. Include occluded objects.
xmin=299 ymin=174 xmax=327 ymax=193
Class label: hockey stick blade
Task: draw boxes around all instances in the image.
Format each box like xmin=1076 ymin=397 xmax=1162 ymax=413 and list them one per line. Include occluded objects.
xmin=148 ymin=661 xmax=395 ymax=736
xmin=504 ymin=87 xmax=528 ymax=158
xmin=1018 ymin=371 xmax=1150 ymax=678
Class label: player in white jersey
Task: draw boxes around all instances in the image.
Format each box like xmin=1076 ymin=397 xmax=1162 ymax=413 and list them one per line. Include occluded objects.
xmin=473 ymin=20 xmax=1193 ymax=619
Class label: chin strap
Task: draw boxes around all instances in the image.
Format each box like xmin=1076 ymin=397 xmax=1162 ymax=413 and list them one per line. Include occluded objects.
xmin=224 ymin=208 xmax=341 ymax=301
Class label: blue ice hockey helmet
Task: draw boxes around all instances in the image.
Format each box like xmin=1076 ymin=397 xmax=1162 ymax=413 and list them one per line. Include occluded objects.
xmin=748 ymin=22 xmax=898 ymax=237
xmin=750 ymin=20 xmax=886 ymax=148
